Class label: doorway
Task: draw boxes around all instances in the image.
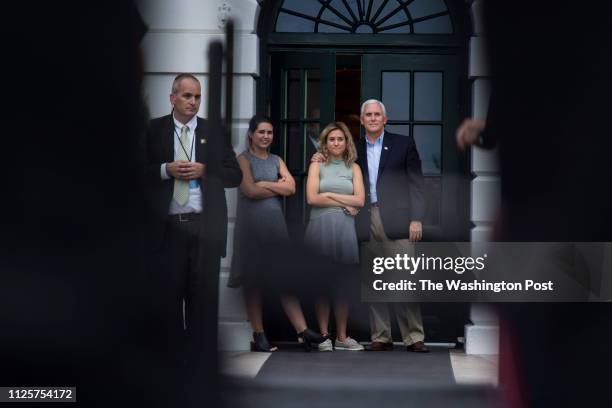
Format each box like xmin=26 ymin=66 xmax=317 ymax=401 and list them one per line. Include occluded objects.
xmin=270 ymin=51 xmax=469 ymax=240
xmin=258 ymin=0 xmax=472 ymax=343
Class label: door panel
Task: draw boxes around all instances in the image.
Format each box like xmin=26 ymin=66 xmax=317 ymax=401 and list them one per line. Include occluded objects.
xmin=363 ymin=54 xmax=469 ymax=241
xmin=362 ymin=54 xmax=470 ymax=343
xmin=270 ymin=52 xmax=336 ymax=238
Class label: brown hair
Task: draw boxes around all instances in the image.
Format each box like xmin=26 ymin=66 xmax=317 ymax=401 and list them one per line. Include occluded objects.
xmin=318 ymin=121 xmax=357 ymax=166
xmin=247 ymin=115 xmax=273 ymax=147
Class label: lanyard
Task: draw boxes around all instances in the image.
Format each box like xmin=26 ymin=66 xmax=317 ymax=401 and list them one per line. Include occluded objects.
xmin=174 ymin=126 xmax=195 ymax=162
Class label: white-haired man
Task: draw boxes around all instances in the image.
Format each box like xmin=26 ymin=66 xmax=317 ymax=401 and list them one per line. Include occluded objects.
xmin=356 ymin=99 xmax=428 ymax=352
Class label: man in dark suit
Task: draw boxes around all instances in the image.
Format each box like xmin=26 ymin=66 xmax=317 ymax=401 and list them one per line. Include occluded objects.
xmin=142 ymin=73 xmax=241 ymax=401
xmin=356 ymin=99 xmax=429 ymax=352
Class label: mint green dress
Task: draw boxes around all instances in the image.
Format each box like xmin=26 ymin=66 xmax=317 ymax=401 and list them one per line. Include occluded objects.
xmin=305 ymin=159 xmax=359 ymax=264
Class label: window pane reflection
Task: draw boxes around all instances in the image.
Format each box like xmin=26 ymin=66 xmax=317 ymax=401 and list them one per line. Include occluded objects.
xmin=382 ymin=72 xmax=410 ymax=121
xmin=414 ymin=72 xmax=442 ymax=121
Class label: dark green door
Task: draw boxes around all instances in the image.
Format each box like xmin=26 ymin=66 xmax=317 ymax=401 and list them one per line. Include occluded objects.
xmin=362 ymin=53 xmax=470 ymax=343
xmin=363 ymin=54 xmax=470 ymax=241
xmin=270 ymin=52 xmax=336 ymax=238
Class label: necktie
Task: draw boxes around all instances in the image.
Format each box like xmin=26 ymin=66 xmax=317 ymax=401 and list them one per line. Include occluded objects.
xmin=173 ymin=125 xmax=190 ymax=206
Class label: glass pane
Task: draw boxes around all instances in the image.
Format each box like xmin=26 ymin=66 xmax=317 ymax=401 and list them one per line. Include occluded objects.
xmin=406 ymin=0 xmax=448 ymax=20
xmin=413 ymin=125 xmax=442 ymax=175
xmin=385 ymin=124 xmax=410 ymax=138
xmin=423 ymin=177 xmax=441 ymax=226
xmin=318 ymin=22 xmax=351 ymax=33
xmin=345 ymin=0 xmax=362 ymax=19
xmin=281 ymin=0 xmax=323 ymax=17
xmin=378 ymin=23 xmax=411 ymax=34
xmin=374 ymin=0 xmax=405 ymax=26
xmin=355 ymin=24 xmax=374 ymax=33
xmin=382 ymin=72 xmax=410 ymax=121
xmin=368 ymin=0 xmax=385 ymax=22
xmin=276 ymin=12 xmax=315 ymax=32
xmin=414 ymin=72 xmax=442 ymax=121
xmin=285 ymin=123 xmax=304 ymax=172
xmin=285 ymin=70 xmax=300 ymax=119
xmin=330 ymin=0 xmax=357 ymax=22
xmin=413 ymin=15 xmax=452 ymax=34
xmin=306 ymin=69 xmax=320 ymax=121
xmin=320 ymin=8 xmax=352 ymax=29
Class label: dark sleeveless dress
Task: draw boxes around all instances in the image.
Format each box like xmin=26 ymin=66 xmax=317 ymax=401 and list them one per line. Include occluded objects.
xmin=228 ymin=151 xmax=289 ymax=288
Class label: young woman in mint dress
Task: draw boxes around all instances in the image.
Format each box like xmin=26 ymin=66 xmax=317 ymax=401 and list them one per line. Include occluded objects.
xmin=305 ymin=121 xmax=365 ymax=351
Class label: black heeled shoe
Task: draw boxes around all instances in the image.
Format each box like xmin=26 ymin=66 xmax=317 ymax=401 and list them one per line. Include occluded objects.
xmin=297 ymin=328 xmax=327 ymax=352
xmin=251 ymin=332 xmax=278 ymax=352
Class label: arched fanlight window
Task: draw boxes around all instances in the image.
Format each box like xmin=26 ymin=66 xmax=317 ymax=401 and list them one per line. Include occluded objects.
xmin=275 ymin=0 xmax=453 ymax=34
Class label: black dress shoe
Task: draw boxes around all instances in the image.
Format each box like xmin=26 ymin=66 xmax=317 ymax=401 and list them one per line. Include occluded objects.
xmin=365 ymin=341 xmax=394 ymax=351
xmin=297 ymin=328 xmax=327 ymax=352
xmin=406 ymin=341 xmax=430 ymax=353
xmin=250 ymin=332 xmax=278 ymax=352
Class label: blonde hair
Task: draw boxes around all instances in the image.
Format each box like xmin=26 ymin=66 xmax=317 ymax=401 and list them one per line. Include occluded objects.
xmin=318 ymin=121 xmax=357 ymax=166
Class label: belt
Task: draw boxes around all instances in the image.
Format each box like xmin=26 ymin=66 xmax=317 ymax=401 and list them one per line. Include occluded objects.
xmin=371 ymin=202 xmax=380 ymax=208
xmin=168 ymin=212 xmax=202 ymax=223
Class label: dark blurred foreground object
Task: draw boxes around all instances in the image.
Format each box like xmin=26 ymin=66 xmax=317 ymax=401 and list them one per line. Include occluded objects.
xmin=478 ymin=2 xmax=612 ymax=407
xmin=0 ymin=2 xmax=154 ymax=406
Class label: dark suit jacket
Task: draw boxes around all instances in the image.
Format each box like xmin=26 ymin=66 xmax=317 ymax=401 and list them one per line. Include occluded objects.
xmin=143 ymin=114 xmax=241 ymax=255
xmin=355 ymin=131 xmax=425 ymax=242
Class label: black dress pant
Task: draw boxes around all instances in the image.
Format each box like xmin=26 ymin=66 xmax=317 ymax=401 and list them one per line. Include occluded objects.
xmin=147 ymin=215 xmax=220 ymax=407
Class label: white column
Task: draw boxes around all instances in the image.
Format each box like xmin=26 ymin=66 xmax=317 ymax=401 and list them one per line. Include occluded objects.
xmin=465 ymin=0 xmax=499 ymax=355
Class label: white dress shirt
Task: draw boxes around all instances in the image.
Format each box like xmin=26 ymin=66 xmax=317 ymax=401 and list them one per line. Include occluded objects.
xmin=366 ymin=131 xmax=385 ymax=204
xmin=160 ymin=114 xmax=203 ymax=214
